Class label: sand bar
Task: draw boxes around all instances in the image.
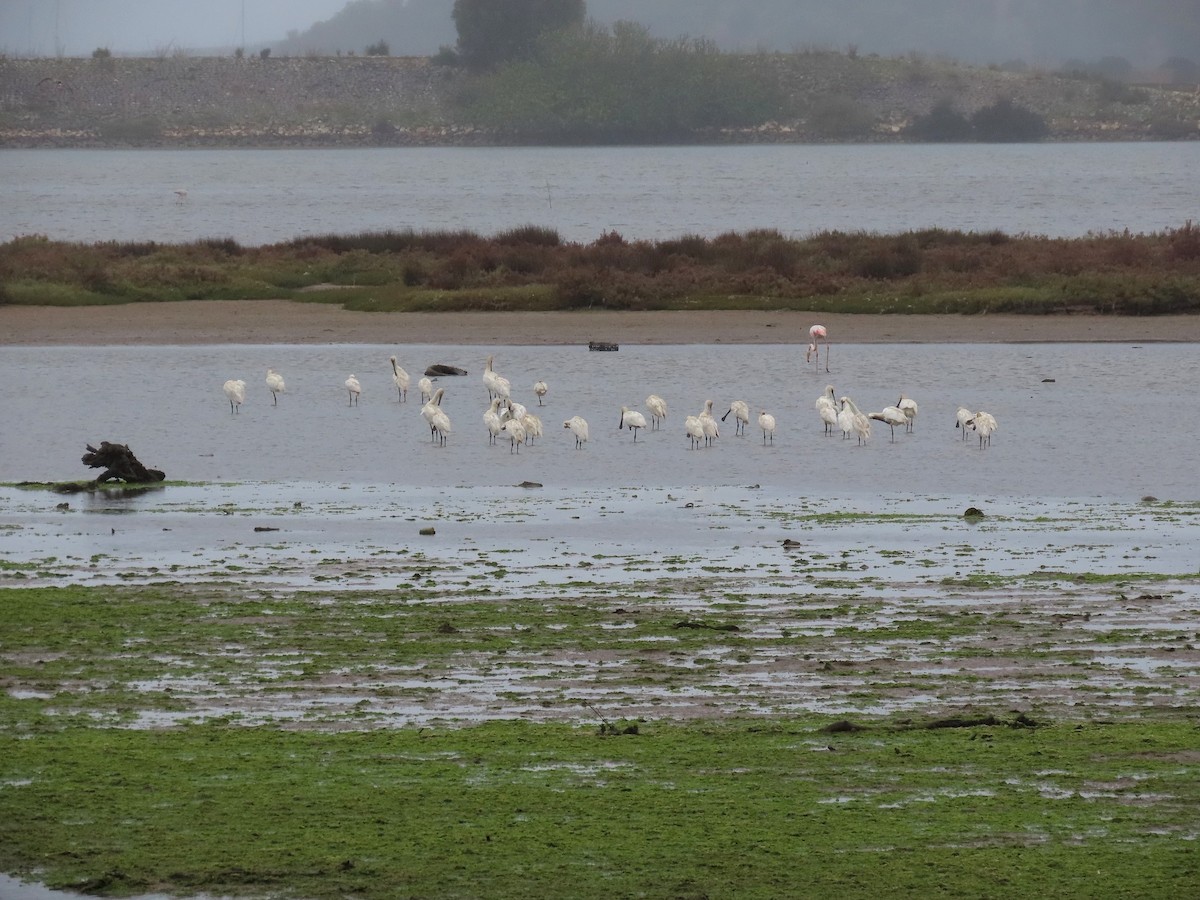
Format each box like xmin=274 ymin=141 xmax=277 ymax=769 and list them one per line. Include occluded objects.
xmin=3 ymin=301 xmax=1199 ymax=346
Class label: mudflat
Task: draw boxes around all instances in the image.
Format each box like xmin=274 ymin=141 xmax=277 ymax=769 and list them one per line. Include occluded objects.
xmin=3 ymin=300 xmax=1199 ymax=345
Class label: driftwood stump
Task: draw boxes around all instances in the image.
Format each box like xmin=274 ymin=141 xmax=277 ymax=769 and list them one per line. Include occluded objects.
xmin=81 ymin=441 xmax=165 ymax=484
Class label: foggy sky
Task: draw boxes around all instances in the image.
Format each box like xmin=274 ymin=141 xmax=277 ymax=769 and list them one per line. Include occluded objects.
xmin=0 ymin=0 xmax=351 ymax=56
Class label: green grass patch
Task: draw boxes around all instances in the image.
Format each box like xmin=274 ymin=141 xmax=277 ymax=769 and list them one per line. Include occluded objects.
xmin=1 ymin=719 xmax=1198 ymax=899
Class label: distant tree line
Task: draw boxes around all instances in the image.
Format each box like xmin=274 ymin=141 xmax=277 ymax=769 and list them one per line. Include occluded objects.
xmin=908 ymin=98 xmax=1049 ymax=142
xmin=453 ymin=20 xmax=783 ymax=143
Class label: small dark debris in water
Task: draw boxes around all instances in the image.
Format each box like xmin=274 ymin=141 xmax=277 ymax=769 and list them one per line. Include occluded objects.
xmin=293 ymin=501 xmax=303 ymax=508
xmin=55 ymin=502 xmax=69 ymax=510
xmin=253 ymin=526 xmax=280 ymax=532
xmin=588 ymin=341 xmax=619 ymax=351
xmin=437 ymin=622 xmax=458 ymax=634
xmin=673 ymin=619 xmax=740 ymax=632
xmin=1042 ymin=378 xmax=1056 ymax=383
xmin=782 ymin=538 xmax=803 ymax=549
xmin=1141 ymin=495 xmax=1158 ymax=503
xmin=963 ymin=507 xmax=985 ymax=518
xmin=419 ymin=526 xmax=436 ymax=535
xmin=81 ymin=440 xmax=165 ymax=485
xmin=684 ymin=501 xmax=694 ymax=508
xmin=516 ymin=480 xmax=543 ymax=488
xmin=425 ymin=364 xmax=468 ymax=376
xmin=821 ymin=719 xmax=866 ymax=734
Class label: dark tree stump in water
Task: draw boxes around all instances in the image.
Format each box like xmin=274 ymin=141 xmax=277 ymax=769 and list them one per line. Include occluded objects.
xmin=81 ymin=441 xmax=165 ymax=484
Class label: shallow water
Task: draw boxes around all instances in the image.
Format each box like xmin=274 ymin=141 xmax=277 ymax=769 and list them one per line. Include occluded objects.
xmin=3 ymin=340 xmax=1199 ymax=900
xmin=1 ymin=342 xmax=1196 ymax=498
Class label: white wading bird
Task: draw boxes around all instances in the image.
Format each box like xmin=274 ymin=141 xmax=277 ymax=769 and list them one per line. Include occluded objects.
xmin=482 ymin=355 xmax=510 ymax=401
xmin=955 ymin=406 xmax=974 ymax=440
xmin=645 ymin=394 xmax=668 ymax=430
xmin=758 ymin=410 xmax=776 ymax=444
xmin=265 ymin=369 xmax=285 ymax=405
xmin=897 ymin=394 xmax=918 ymax=433
xmin=619 ymin=406 xmax=648 ymax=442
xmin=967 ymin=411 xmax=998 ymax=448
xmin=698 ymin=400 xmax=720 ymax=447
xmin=418 ymin=376 xmax=434 ymax=403
xmin=389 ymin=356 xmax=411 ymax=402
xmin=869 ymin=405 xmax=908 ymax=442
xmin=345 ymin=375 xmax=362 ymax=407
xmin=838 ymin=396 xmax=871 ymax=445
xmin=223 ymin=379 xmax=246 ymax=414
xmin=500 ymin=416 xmax=526 ymax=453
xmin=722 ymin=400 xmax=750 ymax=436
xmin=483 ymin=397 xmax=504 ymax=445
xmin=564 ymin=416 xmax=589 ymax=449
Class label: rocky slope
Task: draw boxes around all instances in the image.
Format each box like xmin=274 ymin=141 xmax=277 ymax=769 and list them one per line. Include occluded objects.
xmin=1 ymin=53 xmax=1196 ymax=147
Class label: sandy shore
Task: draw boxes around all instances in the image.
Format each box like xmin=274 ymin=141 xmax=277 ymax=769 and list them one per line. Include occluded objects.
xmin=3 ymin=301 xmax=1199 ymax=346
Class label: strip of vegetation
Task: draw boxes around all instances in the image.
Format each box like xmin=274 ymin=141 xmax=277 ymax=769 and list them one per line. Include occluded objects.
xmin=1 ymin=718 xmax=1197 ymax=899
xmin=3 ymin=223 xmax=1199 ymax=314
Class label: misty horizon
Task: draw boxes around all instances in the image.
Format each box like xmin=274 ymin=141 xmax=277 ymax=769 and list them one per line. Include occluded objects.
xmin=1 ymin=0 xmax=1197 ymax=70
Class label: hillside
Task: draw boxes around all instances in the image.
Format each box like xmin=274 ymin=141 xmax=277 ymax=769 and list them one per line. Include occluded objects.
xmin=1 ymin=52 xmax=1196 ymax=148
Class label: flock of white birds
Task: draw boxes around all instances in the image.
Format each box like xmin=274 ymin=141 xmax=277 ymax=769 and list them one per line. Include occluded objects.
xmin=220 ymin=328 xmax=999 ymax=451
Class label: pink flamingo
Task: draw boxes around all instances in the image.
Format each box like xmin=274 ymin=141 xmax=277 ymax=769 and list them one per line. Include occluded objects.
xmin=806 ymin=324 xmax=830 ymax=373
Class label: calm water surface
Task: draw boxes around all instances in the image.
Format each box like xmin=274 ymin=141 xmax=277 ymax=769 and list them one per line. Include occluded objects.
xmin=1 ymin=342 xmax=1194 ymax=500
xmin=2 ymin=143 xmax=1198 ymax=245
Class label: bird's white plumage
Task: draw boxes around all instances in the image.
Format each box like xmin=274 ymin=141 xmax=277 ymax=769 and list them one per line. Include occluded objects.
xmin=223 ymin=378 xmax=246 ymax=413
xmin=967 ymin=411 xmax=998 ymax=448
xmin=839 ymin=396 xmax=871 ymax=445
xmin=421 ymin=388 xmax=446 ymax=440
xmin=723 ymin=400 xmax=750 ymax=435
xmin=645 ymin=394 xmax=668 ymax=429
xmin=698 ymin=400 xmax=720 ymax=446
xmin=483 ymin=355 xmax=511 ymax=400
xmin=869 ymin=405 xmax=908 ymax=441
xmin=390 ymin=356 xmax=411 ymax=402
xmin=758 ymin=410 xmax=776 ymax=443
xmin=265 ymin=369 xmax=285 ymax=405
xmin=418 ymin=376 xmax=434 ymax=403
xmin=500 ymin=417 xmax=526 ymax=452
xmin=564 ymin=416 xmax=589 ymax=448
xmin=955 ymin=406 xmax=974 ymax=440
xmin=619 ymin=406 xmax=648 ymax=442
xmin=483 ymin=397 xmax=504 ymax=445
xmin=897 ymin=394 xmax=918 ymax=432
